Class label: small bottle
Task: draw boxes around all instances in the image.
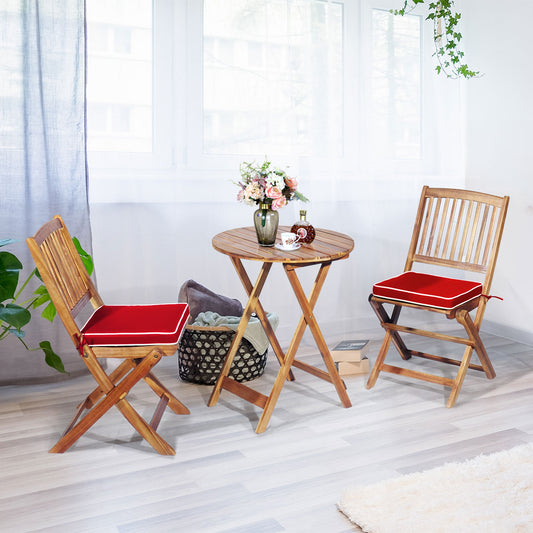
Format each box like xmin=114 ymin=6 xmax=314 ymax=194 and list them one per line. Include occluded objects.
xmin=291 ymin=210 xmax=315 ymax=244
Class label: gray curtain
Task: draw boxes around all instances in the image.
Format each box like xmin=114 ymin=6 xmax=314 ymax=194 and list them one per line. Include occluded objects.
xmin=0 ymin=0 xmax=92 ymax=383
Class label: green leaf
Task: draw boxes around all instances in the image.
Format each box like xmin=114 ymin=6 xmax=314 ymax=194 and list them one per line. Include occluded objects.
xmin=39 ymin=341 xmax=66 ymax=374
xmin=41 ymin=301 xmax=57 ymax=322
xmin=34 ymin=267 xmax=43 ymax=282
xmin=0 ymin=303 xmax=31 ymax=329
xmin=292 ymin=192 xmax=309 ymax=203
xmin=31 ymin=291 xmax=51 ymax=309
xmin=73 ymin=237 xmax=94 ymax=275
xmin=33 ymin=285 xmax=48 ymax=295
xmin=0 ymin=251 xmax=23 ymax=302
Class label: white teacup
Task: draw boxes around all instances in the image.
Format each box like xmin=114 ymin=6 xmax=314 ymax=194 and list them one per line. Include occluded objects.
xmin=280 ymin=232 xmax=300 ymax=248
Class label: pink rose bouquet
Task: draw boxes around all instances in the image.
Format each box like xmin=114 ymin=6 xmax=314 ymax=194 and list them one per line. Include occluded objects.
xmin=235 ymin=159 xmax=308 ymax=210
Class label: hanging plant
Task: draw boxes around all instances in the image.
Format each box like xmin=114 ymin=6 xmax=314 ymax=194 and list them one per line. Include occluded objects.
xmin=392 ymin=0 xmax=480 ymax=79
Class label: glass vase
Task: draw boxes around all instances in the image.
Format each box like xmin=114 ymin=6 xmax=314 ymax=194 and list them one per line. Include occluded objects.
xmin=253 ymin=204 xmax=279 ymax=246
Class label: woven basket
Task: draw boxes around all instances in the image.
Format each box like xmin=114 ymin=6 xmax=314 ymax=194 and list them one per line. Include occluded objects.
xmin=177 ymin=325 xmax=268 ymax=385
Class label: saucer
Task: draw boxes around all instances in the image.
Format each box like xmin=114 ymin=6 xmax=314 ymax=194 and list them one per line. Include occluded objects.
xmin=275 ymin=243 xmax=301 ymax=252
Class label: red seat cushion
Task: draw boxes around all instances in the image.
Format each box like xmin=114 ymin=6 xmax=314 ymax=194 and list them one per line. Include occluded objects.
xmin=81 ymin=303 xmax=190 ymax=346
xmin=372 ymin=271 xmax=482 ymax=309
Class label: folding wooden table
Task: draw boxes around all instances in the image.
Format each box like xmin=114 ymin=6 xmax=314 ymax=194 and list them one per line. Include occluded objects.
xmin=207 ymin=225 xmax=354 ymax=433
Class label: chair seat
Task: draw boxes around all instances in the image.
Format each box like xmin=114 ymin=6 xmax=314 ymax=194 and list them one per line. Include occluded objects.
xmin=81 ymin=303 xmax=190 ymax=346
xmin=372 ymin=271 xmax=482 ymax=309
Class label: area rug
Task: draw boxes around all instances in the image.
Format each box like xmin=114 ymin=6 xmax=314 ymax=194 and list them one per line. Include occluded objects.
xmin=338 ymin=443 xmax=533 ymax=533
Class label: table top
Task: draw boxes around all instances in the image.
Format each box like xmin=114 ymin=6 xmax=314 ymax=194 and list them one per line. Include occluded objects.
xmin=212 ymin=226 xmax=354 ymax=264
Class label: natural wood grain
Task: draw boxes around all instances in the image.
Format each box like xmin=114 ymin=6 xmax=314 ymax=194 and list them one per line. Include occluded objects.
xmin=212 ymin=226 xmax=354 ymax=264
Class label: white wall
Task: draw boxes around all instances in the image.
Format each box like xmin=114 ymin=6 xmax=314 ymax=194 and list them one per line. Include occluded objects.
xmin=463 ymin=0 xmax=533 ymax=344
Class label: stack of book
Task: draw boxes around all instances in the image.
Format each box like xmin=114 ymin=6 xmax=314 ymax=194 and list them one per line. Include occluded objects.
xmin=331 ymin=339 xmax=370 ymax=376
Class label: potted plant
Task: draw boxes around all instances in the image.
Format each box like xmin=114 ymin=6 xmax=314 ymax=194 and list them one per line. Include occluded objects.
xmin=0 ymin=237 xmax=93 ymax=373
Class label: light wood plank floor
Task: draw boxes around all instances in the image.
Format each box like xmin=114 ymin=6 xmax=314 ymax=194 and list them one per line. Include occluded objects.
xmin=1 ymin=331 xmax=532 ymax=533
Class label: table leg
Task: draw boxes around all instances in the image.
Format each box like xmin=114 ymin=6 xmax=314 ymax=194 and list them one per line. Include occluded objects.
xmin=254 ymin=262 xmax=352 ymax=433
xmin=284 ymin=263 xmax=352 ymax=409
xmin=207 ymin=261 xmax=272 ymax=407
xmin=230 ymin=256 xmax=295 ymax=382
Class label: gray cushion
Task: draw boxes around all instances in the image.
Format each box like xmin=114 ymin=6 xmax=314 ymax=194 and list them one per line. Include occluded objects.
xmin=178 ymin=279 xmax=243 ymax=322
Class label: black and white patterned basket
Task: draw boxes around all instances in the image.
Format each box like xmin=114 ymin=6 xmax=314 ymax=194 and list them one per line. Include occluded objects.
xmin=177 ymin=325 xmax=268 ymax=385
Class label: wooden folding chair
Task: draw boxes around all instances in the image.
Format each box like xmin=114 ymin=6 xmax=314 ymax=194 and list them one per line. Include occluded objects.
xmin=366 ymin=186 xmax=509 ymax=407
xmin=27 ymin=215 xmax=190 ymax=454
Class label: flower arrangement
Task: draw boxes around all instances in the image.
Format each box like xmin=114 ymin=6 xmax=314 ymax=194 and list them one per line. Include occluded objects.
xmin=236 ymin=159 xmax=308 ymax=210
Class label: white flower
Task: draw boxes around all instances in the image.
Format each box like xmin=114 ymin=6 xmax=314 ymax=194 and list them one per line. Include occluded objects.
xmin=266 ymin=171 xmax=284 ymax=189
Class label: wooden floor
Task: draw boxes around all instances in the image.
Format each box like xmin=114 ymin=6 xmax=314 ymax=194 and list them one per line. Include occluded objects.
xmin=1 ymin=331 xmax=533 ymax=533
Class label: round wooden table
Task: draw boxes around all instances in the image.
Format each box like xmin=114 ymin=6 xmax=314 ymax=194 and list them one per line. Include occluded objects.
xmin=208 ymin=226 xmax=354 ymax=433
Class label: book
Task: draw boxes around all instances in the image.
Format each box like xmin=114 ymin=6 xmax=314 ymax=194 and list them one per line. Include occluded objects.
xmin=331 ymin=339 xmax=369 ymax=362
xmin=335 ymin=357 xmax=369 ymax=376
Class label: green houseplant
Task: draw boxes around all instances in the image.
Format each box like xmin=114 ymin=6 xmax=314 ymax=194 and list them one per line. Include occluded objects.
xmin=0 ymin=237 xmax=93 ymax=373
xmin=393 ymin=0 xmax=480 ymax=79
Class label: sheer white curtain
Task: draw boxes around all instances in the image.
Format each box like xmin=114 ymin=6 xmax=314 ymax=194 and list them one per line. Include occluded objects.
xmin=0 ymin=0 xmax=92 ymax=383
xmin=87 ymin=0 xmax=465 ymax=349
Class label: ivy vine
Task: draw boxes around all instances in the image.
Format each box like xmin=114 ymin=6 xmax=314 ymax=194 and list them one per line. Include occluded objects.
xmin=392 ymin=0 xmax=480 ymax=79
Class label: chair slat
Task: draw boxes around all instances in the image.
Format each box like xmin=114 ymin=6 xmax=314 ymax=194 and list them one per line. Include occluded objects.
xmin=441 ymin=197 xmax=457 ymax=259
xmin=418 ymin=197 xmax=433 ymax=256
xmin=457 ymin=200 xmax=473 ymax=262
xmin=474 ymin=203 xmax=490 ymax=265
xmin=449 ymin=198 xmax=465 ymax=261
xmin=466 ymin=201 xmax=482 ymax=263
xmin=482 ymin=205 xmax=498 ymax=266
xmin=425 ymin=197 xmax=442 ymax=256
xmin=408 ymin=188 xmax=508 ymax=274
xmin=434 ymin=197 xmax=449 ymax=258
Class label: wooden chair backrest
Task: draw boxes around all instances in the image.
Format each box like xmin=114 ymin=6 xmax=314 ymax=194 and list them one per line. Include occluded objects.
xmin=26 ymin=215 xmax=103 ymax=346
xmin=405 ymin=186 xmax=509 ymax=293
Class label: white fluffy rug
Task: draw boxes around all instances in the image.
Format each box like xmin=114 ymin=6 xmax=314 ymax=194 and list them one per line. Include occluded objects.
xmin=338 ymin=443 xmax=533 ymax=533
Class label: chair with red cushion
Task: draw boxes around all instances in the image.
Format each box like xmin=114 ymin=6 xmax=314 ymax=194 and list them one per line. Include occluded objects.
xmin=27 ymin=215 xmax=190 ymax=454
xmin=367 ymin=187 xmax=509 ymax=407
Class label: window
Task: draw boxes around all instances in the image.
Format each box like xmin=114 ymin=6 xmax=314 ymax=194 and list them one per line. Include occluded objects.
xmin=86 ymin=0 xmax=152 ymax=153
xmin=202 ymin=0 xmax=344 ymax=158
xmin=86 ymin=0 xmax=459 ymax=199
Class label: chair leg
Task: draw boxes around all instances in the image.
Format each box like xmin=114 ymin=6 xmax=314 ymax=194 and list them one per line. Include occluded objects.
xmin=369 ymin=297 xmax=411 ymax=360
xmin=366 ymin=330 xmax=393 ymax=389
xmin=142 ymin=370 xmax=190 ymax=415
xmin=115 ymin=398 xmax=175 ymax=455
xmin=446 ymin=310 xmax=496 ymax=408
xmin=456 ymin=310 xmax=496 ymax=379
xmin=446 ymin=345 xmax=475 ymax=408
xmin=82 ymin=360 xmax=133 ymax=410
xmin=50 ymin=349 xmax=175 ymax=455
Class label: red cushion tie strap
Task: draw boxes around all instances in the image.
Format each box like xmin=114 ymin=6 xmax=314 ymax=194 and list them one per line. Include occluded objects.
xmin=481 ymin=294 xmax=503 ymax=301
xmin=75 ymin=333 xmax=89 ymax=356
